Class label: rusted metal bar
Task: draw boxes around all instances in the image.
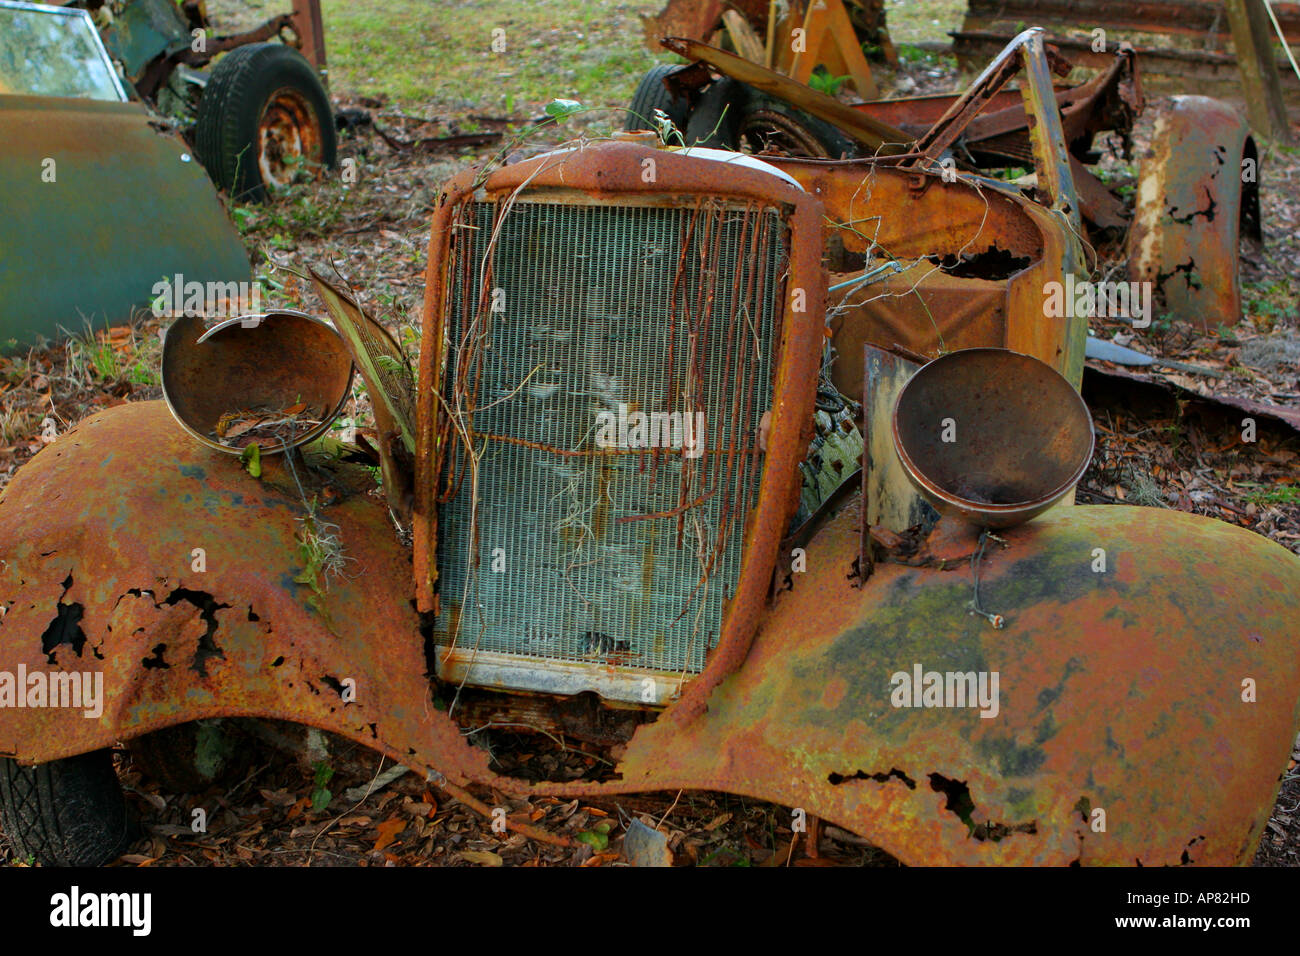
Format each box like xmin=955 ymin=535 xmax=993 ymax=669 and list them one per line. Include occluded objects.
xmin=658 ymin=36 xmax=911 ymax=152
xmin=908 ymin=31 xmax=1030 ymax=162
xmin=963 ymin=0 xmax=1300 ymax=43
xmin=291 ymin=0 xmax=328 ymax=77
xmin=1018 ymin=31 xmax=1084 ymax=233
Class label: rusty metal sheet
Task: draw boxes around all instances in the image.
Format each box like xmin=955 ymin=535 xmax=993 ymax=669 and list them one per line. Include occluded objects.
xmin=956 ymin=0 xmax=1300 ymax=102
xmin=766 ymin=158 xmax=1087 ymax=391
xmin=1084 ymin=361 xmax=1300 ymax=433
xmin=828 ymin=265 xmax=1007 ymax=397
xmin=0 ymin=94 xmax=250 ymax=349
xmin=4 ymin=404 xmax=1299 ymax=864
xmin=1126 ymin=95 xmax=1256 ymax=332
xmin=614 ymin=500 xmax=1300 ymax=865
xmin=0 ymin=402 xmax=430 ymax=764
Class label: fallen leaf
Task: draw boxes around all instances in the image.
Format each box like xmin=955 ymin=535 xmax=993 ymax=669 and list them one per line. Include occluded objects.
xmin=459 ymin=849 xmax=503 ymax=866
xmin=373 ymin=817 xmax=407 ymax=850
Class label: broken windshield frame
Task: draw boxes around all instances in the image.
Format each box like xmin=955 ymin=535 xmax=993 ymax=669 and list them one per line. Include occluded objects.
xmin=0 ymin=0 xmax=128 ymax=102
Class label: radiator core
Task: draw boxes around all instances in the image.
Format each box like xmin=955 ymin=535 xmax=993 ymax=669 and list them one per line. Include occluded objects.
xmin=436 ymin=197 xmax=788 ymax=696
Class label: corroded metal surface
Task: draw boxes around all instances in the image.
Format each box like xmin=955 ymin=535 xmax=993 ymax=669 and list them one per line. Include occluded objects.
xmin=892 ymin=349 xmax=1094 ymax=528
xmin=0 ymin=402 xmax=430 ymax=766
xmin=2 ymin=403 xmax=1298 ymax=864
xmin=256 ymin=88 xmax=325 ymax=188
xmin=765 ymin=158 xmax=1087 ymax=394
xmin=1126 ymin=95 xmax=1257 ymax=331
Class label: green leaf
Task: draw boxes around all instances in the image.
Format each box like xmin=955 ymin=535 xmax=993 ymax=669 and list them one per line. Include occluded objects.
xmin=576 ymin=829 xmax=609 ymax=851
xmin=311 ymin=787 xmax=332 ymax=812
xmin=240 ymin=442 xmax=262 ymax=478
xmin=544 ymin=98 xmax=583 ymax=120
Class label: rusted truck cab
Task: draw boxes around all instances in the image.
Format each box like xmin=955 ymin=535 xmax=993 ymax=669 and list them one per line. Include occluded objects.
xmin=1 ymin=140 xmax=1298 ymax=867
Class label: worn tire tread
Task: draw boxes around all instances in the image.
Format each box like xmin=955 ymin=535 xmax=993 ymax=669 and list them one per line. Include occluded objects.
xmin=195 ymin=43 xmax=336 ymax=201
xmin=0 ymin=752 xmax=131 ymax=867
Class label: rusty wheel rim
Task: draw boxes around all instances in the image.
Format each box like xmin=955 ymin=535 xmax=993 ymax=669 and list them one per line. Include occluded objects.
xmin=256 ymin=88 xmax=322 ymax=190
xmin=740 ymin=108 xmax=835 ymax=158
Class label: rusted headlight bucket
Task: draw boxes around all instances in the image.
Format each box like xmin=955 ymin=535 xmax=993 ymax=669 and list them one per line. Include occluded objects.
xmin=161 ymin=311 xmax=354 ymax=455
xmin=892 ymin=348 xmax=1094 ymax=529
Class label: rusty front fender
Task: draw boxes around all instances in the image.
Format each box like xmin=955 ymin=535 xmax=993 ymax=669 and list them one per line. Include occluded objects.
xmin=0 ymin=401 xmax=429 ymax=764
xmin=615 ymin=501 xmax=1300 ymax=865
xmin=1126 ymin=95 xmax=1258 ymax=331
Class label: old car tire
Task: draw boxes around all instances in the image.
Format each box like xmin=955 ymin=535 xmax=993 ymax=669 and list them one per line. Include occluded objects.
xmin=195 ymin=42 xmax=337 ymax=202
xmin=738 ymin=93 xmax=857 ymax=159
xmin=624 ymin=64 xmax=693 ymax=135
xmin=128 ymin=720 xmax=248 ymax=794
xmin=684 ymin=78 xmax=748 ymax=148
xmin=0 ymin=751 xmax=132 ymax=867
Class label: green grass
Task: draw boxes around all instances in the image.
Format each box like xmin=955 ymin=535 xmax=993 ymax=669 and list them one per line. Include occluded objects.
xmin=321 ymin=0 xmax=669 ymax=113
xmin=64 ymin=326 xmax=160 ymax=387
xmin=884 ymin=0 xmax=967 ymax=44
xmin=1242 ymin=484 xmax=1300 ymax=506
xmin=1243 ymin=278 xmax=1294 ymax=332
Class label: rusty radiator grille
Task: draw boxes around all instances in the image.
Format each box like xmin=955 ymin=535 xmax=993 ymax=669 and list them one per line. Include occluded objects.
xmin=437 ymin=197 xmax=787 ymax=683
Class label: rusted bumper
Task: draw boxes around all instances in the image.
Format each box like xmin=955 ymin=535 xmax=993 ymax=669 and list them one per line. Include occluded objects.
xmin=2 ymin=402 xmax=1298 ymax=864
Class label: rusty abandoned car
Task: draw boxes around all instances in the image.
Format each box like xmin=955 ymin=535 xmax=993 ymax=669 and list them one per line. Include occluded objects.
xmin=1 ymin=26 xmax=1299 ymax=868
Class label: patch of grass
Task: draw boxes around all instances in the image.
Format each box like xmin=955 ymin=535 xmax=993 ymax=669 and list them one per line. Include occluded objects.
xmin=0 ymin=405 xmax=41 ymax=447
xmin=884 ymin=0 xmax=967 ymax=44
xmin=895 ymin=43 xmax=957 ymax=69
xmin=63 ymin=325 xmax=160 ymax=388
xmin=1243 ymin=278 xmax=1294 ymax=332
xmin=808 ymin=66 xmax=850 ymax=95
xmin=1242 ymin=484 xmax=1300 ymax=506
xmin=321 ymin=0 xmax=668 ymax=113
xmin=1123 ymin=469 xmax=1168 ymax=508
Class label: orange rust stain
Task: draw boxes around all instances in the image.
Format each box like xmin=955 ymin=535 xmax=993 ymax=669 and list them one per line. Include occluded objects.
xmin=822 ymin=674 xmax=848 ymax=710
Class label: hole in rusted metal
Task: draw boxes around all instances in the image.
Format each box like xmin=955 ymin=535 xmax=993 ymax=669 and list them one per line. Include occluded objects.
xmin=40 ymin=573 xmax=86 ymax=663
xmin=321 ymin=675 xmax=346 ymax=697
xmin=142 ymin=643 xmax=170 ymax=670
xmin=160 ymin=588 xmax=229 ymax=677
xmin=827 ymin=768 xmax=917 ymax=789
xmin=924 ymin=246 xmax=1031 ymax=279
xmin=928 ymin=772 xmax=1036 ymax=842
